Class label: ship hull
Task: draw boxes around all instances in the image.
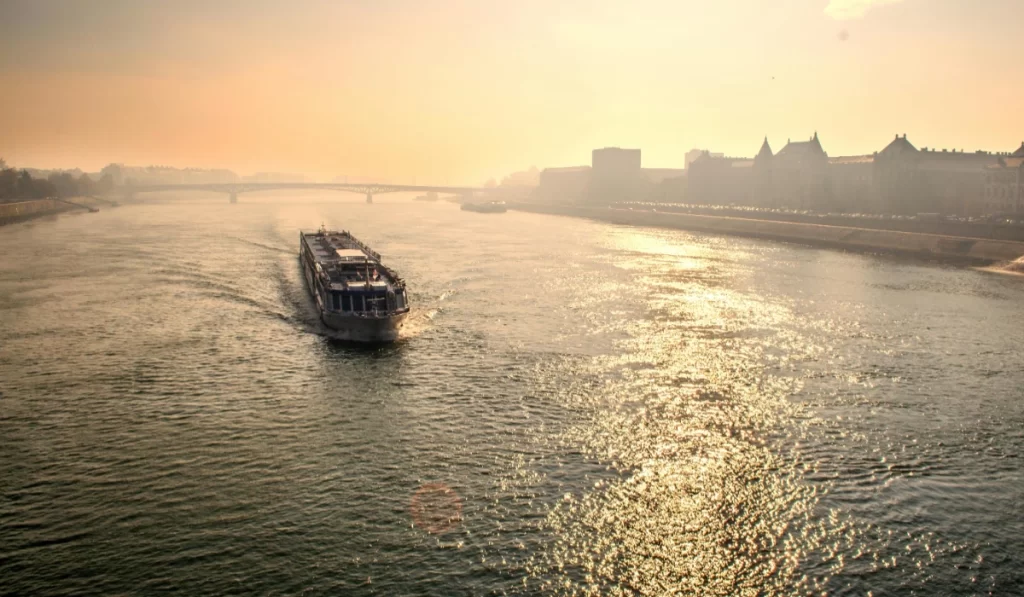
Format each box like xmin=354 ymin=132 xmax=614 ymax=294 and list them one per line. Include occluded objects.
xmin=461 ymin=202 xmax=507 ymax=213
xmin=300 ymin=254 xmax=408 ymax=343
xmin=320 ymin=310 xmax=408 ymax=343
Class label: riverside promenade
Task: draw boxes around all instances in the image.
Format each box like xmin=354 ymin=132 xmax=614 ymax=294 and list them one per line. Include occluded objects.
xmin=510 ymin=203 xmax=1024 ymax=266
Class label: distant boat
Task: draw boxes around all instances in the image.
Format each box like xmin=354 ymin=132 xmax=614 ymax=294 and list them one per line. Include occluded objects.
xmin=461 ymin=201 xmax=507 ymax=214
xmin=414 ymin=192 xmax=439 ymax=202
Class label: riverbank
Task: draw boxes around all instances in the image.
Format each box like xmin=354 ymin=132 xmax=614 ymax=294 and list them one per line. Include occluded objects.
xmin=510 ymin=203 xmax=1024 ymax=265
xmin=0 ymin=197 xmax=104 ymax=226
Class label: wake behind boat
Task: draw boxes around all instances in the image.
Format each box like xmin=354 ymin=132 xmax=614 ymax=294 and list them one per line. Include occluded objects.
xmin=299 ymin=226 xmax=410 ymax=342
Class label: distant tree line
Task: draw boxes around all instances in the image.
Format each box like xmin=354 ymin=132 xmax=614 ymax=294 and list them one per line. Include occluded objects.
xmin=0 ymin=158 xmax=114 ymax=203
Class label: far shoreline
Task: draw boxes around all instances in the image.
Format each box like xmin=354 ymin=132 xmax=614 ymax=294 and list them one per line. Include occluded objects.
xmin=509 ymin=202 xmax=1024 ymax=269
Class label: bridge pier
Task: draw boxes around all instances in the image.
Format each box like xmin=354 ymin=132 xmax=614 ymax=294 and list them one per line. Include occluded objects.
xmin=366 ymin=193 xmax=373 ymax=204
xmin=229 ymin=192 xmax=238 ymax=204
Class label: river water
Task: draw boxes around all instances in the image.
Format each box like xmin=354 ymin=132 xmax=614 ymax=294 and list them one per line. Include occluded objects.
xmin=1 ymin=194 xmax=1022 ymax=596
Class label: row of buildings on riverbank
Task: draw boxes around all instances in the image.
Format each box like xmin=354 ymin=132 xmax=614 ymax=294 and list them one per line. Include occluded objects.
xmin=97 ymin=164 xmax=308 ymax=186
xmin=533 ymin=148 xmax=686 ymax=206
xmin=532 ymin=136 xmax=1024 ymax=216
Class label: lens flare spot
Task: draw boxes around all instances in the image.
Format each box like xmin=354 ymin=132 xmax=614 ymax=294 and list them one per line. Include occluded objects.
xmin=410 ymin=482 xmax=463 ymax=535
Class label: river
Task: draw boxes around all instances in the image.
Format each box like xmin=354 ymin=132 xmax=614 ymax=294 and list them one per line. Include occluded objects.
xmin=1 ymin=194 xmax=1022 ymax=595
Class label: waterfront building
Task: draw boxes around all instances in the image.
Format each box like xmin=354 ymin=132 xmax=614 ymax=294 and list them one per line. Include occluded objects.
xmin=687 ymin=152 xmax=753 ymax=205
xmin=110 ymin=164 xmax=241 ymax=186
xmin=243 ymin=172 xmax=306 ymax=183
xmin=872 ymin=134 xmax=919 ymax=214
xmin=752 ymin=138 xmax=775 ymax=207
xmin=913 ymin=148 xmax=995 ymax=216
xmin=685 ymin=133 xmax=1016 ymax=216
xmin=772 ymin=133 xmax=830 ymax=210
xmin=874 ymin=135 xmax=1001 ymax=216
xmin=642 ymin=168 xmax=686 ymax=184
xmin=500 ymin=167 xmax=540 ymax=188
xmin=687 ymin=135 xmax=832 ymax=209
xmin=535 ymin=166 xmax=591 ymax=203
xmin=535 ymin=149 xmax=686 ymax=203
xmin=685 ymin=148 xmax=723 ymax=169
xmin=828 ymin=154 xmax=876 ymax=212
xmin=650 ymin=172 xmax=688 ymax=202
xmin=590 ymin=147 xmax=643 ymax=204
xmin=984 ymin=144 xmax=1024 ymax=215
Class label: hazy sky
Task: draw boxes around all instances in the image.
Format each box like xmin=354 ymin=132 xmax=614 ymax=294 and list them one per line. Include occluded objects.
xmin=1 ymin=0 xmax=1022 ymax=183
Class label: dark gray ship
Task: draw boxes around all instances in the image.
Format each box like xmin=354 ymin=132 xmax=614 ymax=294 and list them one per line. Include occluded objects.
xmin=299 ymin=227 xmax=410 ymax=342
xmin=461 ymin=200 xmax=507 ymax=213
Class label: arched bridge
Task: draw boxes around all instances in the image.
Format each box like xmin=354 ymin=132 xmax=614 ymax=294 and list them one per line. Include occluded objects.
xmin=118 ymin=182 xmax=491 ymax=204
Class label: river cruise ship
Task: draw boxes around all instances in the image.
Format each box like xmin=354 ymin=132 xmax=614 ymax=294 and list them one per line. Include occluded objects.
xmin=299 ymin=227 xmax=410 ymax=342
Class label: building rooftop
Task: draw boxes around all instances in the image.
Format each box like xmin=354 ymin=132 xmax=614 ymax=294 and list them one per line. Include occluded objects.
xmin=776 ymin=133 xmax=826 ymax=159
xmin=916 ymin=150 xmax=999 ymax=172
xmin=542 ymin=166 xmax=591 ymax=173
xmin=830 ymin=155 xmax=875 ymax=165
xmin=878 ymin=134 xmax=918 ymax=157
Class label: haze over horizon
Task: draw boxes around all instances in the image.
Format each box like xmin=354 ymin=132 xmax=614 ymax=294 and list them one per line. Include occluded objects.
xmin=2 ymin=0 xmax=1022 ymax=184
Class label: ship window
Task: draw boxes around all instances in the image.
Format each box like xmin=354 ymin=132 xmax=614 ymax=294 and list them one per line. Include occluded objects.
xmin=341 ymin=294 xmax=352 ymax=312
xmin=332 ymin=293 xmax=340 ymax=311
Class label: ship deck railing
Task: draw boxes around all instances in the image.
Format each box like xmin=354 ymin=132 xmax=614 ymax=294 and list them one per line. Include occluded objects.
xmin=347 ymin=308 xmax=409 ymax=318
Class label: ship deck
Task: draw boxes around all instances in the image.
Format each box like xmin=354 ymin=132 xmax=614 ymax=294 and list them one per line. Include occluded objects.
xmin=301 ymin=232 xmax=376 ymax=266
xmin=301 ymin=230 xmax=404 ymax=290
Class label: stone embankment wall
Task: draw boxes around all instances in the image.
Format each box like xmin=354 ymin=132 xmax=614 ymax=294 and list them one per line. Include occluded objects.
xmin=0 ymin=198 xmax=100 ymax=226
xmin=0 ymin=199 xmax=65 ymax=225
xmin=624 ymin=206 xmax=1024 ymax=242
xmin=510 ymin=203 xmax=1024 ymax=265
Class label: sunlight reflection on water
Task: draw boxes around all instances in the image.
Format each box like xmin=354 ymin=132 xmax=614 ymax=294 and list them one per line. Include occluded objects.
xmin=1 ymin=199 xmax=1022 ymax=595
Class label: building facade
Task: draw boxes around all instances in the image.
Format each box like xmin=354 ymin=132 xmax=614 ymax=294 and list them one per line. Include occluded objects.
xmin=685 ymin=149 xmax=723 ymax=169
xmin=687 ymin=152 xmax=753 ymax=206
xmin=686 ymin=134 xmax=1017 ymax=216
xmin=590 ymin=148 xmax=643 ymax=204
xmin=828 ymin=155 xmax=875 ymax=212
xmin=535 ymin=149 xmax=688 ymax=203
xmin=772 ymin=133 xmax=830 ymax=210
xmin=984 ymin=143 xmax=1024 ymax=215
xmin=536 ymin=166 xmax=591 ymax=203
